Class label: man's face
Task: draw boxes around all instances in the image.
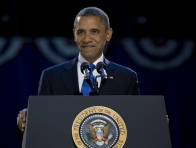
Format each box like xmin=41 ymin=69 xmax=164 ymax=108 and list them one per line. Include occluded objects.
xmin=73 ymin=16 xmax=113 ymax=63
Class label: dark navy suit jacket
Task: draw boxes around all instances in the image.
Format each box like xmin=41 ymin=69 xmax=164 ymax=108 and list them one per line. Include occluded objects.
xmin=38 ymin=57 xmax=140 ymax=95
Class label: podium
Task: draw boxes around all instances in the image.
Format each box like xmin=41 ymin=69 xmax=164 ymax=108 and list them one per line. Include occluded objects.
xmin=22 ymin=95 xmax=171 ymax=148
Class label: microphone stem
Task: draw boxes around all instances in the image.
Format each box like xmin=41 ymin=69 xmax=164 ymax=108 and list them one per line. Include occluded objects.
xmin=93 ymin=77 xmax=99 ymax=95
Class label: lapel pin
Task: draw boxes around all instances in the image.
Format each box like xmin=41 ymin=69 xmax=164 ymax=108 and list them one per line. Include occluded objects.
xmin=109 ymin=76 xmax=113 ymax=79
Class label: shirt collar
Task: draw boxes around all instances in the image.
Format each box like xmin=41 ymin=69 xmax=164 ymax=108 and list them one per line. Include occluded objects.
xmin=78 ymin=52 xmax=104 ymax=68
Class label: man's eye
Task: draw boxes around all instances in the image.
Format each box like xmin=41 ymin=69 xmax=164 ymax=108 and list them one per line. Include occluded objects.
xmin=92 ymin=30 xmax=100 ymax=34
xmin=77 ymin=31 xmax=84 ymax=35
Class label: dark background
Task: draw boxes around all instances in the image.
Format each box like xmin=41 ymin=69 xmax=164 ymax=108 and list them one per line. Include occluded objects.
xmin=0 ymin=0 xmax=196 ymax=148
xmin=1 ymin=0 xmax=195 ymax=38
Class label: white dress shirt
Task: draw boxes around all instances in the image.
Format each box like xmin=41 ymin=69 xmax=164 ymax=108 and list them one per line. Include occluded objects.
xmin=77 ymin=52 xmax=104 ymax=93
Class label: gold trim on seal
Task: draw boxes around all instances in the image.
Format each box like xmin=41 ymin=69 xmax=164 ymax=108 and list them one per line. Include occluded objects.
xmin=72 ymin=106 xmax=127 ymax=148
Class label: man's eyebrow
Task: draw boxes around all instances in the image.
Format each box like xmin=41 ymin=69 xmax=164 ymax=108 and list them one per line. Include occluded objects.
xmin=91 ymin=29 xmax=100 ymax=32
xmin=77 ymin=29 xmax=85 ymax=32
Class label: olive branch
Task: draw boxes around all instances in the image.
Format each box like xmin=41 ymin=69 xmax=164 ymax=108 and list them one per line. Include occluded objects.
xmin=86 ymin=133 xmax=94 ymax=142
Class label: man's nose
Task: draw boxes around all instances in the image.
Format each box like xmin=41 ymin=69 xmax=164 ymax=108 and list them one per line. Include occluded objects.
xmin=83 ymin=32 xmax=92 ymax=43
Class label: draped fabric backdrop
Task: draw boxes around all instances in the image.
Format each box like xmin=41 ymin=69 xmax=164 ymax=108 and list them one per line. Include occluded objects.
xmin=0 ymin=37 xmax=195 ymax=148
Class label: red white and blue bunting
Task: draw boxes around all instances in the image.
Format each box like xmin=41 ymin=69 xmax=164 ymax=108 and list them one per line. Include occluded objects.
xmin=0 ymin=37 xmax=194 ymax=70
xmin=122 ymin=38 xmax=194 ymax=70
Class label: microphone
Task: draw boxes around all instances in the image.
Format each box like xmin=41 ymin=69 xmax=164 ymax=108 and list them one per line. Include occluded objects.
xmin=80 ymin=62 xmax=93 ymax=89
xmin=96 ymin=62 xmax=107 ymax=85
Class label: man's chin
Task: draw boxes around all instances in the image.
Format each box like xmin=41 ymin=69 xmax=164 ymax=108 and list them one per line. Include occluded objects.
xmin=82 ymin=54 xmax=99 ymax=63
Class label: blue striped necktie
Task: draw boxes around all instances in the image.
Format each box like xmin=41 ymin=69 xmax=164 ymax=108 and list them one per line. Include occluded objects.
xmin=81 ymin=64 xmax=95 ymax=96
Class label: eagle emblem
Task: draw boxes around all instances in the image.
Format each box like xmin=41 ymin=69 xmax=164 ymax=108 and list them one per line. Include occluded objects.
xmin=87 ymin=119 xmax=113 ymax=146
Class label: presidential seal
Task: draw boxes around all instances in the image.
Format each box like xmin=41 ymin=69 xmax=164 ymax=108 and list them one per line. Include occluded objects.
xmin=72 ymin=106 xmax=127 ymax=148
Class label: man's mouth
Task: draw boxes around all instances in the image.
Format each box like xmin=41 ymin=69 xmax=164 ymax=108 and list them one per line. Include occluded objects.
xmin=81 ymin=45 xmax=95 ymax=49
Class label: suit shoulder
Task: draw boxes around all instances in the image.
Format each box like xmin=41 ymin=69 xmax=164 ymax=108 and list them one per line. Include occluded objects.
xmin=110 ymin=61 xmax=137 ymax=75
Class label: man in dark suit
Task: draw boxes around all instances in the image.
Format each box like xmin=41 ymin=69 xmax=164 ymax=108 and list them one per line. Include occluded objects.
xmin=15 ymin=7 xmax=140 ymax=140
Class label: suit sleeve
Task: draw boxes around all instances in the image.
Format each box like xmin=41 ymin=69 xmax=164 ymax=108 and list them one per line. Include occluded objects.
xmin=38 ymin=70 xmax=52 ymax=95
xmin=128 ymin=72 xmax=140 ymax=95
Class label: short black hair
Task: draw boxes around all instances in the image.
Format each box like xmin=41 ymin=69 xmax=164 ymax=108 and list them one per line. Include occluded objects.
xmin=74 ymin=7 xmax=110 ymax=31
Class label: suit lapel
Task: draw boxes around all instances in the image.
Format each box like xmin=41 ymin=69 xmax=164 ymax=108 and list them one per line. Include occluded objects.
xmin=99 ymin=58 xmax=115 ymax=94
xmin=105 ymin=58 xmax=115 ymax=80
xmin=61 ymin=57 xmax=80 ymax=95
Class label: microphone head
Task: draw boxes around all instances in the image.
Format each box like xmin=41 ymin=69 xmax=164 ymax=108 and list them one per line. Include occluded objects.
xmin=80 ymin=62 xmax=91 ymax=74
xmin=96 ymin=62 xmax=107 ymax=74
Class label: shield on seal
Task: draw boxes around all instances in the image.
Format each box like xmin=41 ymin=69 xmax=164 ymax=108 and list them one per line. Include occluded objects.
xmin=96 ymin=129 xmax=103 ymax=140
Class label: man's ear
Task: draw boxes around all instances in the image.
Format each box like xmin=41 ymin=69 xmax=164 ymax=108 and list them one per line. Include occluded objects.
xmin=106 ymin=28 xmax=113 ymax=42
xmin=73 ymin=29 xmax=76 ymax=42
